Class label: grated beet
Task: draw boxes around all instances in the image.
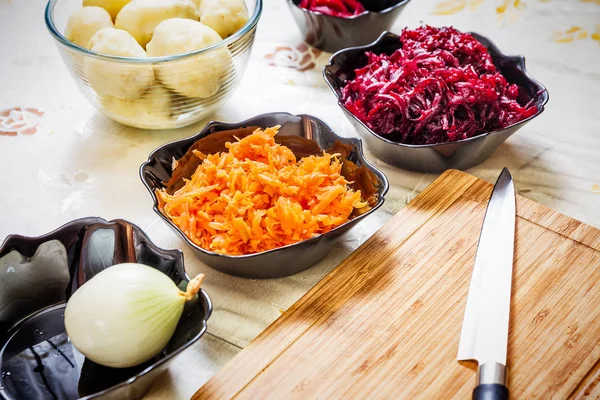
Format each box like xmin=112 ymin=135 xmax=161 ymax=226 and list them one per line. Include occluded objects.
xmin=299 ymin=0 xmax=365 ymax=17
xmin=341 ymin=26 xmax=538 ymax=145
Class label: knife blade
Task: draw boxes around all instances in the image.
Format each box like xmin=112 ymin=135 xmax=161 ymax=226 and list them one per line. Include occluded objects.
xmin=457 ymin=168 xmax=516 ymax=400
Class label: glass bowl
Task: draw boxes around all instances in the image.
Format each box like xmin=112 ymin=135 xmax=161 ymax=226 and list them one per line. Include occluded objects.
xmin=140 ymin=112 xmax=389 ymax=279
xmin=45 ymin=0 xmax=263 ymax=130
xmin=323 ymin=31 xmax=549 ymax=173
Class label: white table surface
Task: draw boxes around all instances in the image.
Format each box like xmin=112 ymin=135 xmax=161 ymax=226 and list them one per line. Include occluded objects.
xmin=1 ymin=0 xmax=599 ymax=398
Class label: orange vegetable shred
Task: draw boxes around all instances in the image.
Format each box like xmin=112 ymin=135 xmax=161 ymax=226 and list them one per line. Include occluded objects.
xmin=157 ymin=126 xmax=369 ymax=255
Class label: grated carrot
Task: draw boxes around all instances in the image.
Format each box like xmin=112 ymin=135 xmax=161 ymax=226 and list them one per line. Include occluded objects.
xmin=157 ymin=126 xmax=369 ymax=255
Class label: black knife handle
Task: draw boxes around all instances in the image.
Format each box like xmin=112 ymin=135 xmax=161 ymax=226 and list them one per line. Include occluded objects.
xmin=472 ymin=384 xmax=509 ymax=400
xmin=472 ymin=363 xmax=508 ymax=400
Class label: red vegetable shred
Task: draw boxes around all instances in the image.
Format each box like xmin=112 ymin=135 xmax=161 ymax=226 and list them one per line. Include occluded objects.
xmin=299 ymin=0 xmax=365 ymax=17
xmin=341 ymin=26 xmax=538 ymax=145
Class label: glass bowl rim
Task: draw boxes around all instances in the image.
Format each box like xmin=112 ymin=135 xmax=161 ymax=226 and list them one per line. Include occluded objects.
xmin=44 ymin=0 xmax=263 ymax=63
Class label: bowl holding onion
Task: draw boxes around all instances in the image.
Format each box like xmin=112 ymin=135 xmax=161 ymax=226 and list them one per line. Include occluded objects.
xmin=0 ymin=217 xmax=211 ymax=400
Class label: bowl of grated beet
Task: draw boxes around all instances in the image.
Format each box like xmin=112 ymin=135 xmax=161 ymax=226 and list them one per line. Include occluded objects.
xmin=323 ymin=27 xmax=549 ymax=173
xmin=286 ymin=0 xmax=411 ymax=53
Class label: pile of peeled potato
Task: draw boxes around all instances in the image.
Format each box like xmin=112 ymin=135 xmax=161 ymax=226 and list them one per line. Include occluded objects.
xmin=65 ymin=0 xmax=248 ymax=125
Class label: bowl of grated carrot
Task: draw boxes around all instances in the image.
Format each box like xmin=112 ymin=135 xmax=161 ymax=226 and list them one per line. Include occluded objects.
xmin=140 ymin=112 xmax=389 ymax=278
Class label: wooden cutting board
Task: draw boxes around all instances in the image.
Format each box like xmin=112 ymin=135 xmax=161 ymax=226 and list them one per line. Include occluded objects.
xmin=193 ymin=169 xmax=600 ymax=399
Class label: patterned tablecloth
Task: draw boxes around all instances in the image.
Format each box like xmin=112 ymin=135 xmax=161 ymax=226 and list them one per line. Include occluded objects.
xmin=1 ymin=0 xmax=599 ymax=398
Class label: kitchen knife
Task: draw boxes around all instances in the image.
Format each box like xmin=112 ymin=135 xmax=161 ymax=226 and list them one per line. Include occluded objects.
xmin=457 ymin=168 xmax=516 ymax=400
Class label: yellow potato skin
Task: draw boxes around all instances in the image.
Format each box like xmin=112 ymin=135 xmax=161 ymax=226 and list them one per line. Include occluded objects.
xmin=83 ymin=0 xmax=132 ymax=20
xmin=114 ymin=0 xmax=200 ymax=48
xmin=85 ymin=27 xmax=154 ymax=100
xmin=146 ymin=19 xmax=232 ymax=98
xmin=199 ymin=0 xmax=248 ymax=38
xmin=65 ymin=6 xmax=113 ymax=48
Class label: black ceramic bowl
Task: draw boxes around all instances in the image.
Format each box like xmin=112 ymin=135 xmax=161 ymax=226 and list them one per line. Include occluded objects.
xmin=140 ymin=112 xmax=389 ymax=279
xmin=286 ymin=0 xmax=411 ymax=53
xmin=0 ymin=218 xmax=212 ymax=400
xmin=323 ymin=31 xmax=550 ymax=173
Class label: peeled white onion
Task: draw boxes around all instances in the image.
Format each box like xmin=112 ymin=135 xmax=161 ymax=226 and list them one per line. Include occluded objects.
xmin=64 ymin=263 xmax=204 ymax=368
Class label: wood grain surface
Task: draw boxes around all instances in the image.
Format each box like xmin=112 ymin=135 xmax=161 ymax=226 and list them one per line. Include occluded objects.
xmin=193 ymin=169 xmax=600 ymax=400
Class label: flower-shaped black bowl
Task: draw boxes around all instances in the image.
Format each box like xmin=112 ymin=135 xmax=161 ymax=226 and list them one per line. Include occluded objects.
xmin=0 ymin=217 xmax=212 ymax=400
xmin=140 ymin=112 xmax=389 ymax=279
xmin=323 ymin=31 xmax=550 ymax=173
xmin=286 ymin=0 xmax=411 ymax=53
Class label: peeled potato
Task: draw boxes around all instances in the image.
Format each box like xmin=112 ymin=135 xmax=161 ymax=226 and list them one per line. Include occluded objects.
xmin=146 ymin=19 xmax=231 ymax=98
xmin=115 ymin=0 xmax=199 ymax=48
xmin=85 ymin=27 xmax=154 ymax=100
xmin=65 ymin=6 xmax=113 ymax=48
xmin=100 ymin=83 xmax=176 ymax=128
xmin=199 ymin=0 xmax=248 ymax=38
xmin=83 ymin=0 xmax=132 ymax=20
